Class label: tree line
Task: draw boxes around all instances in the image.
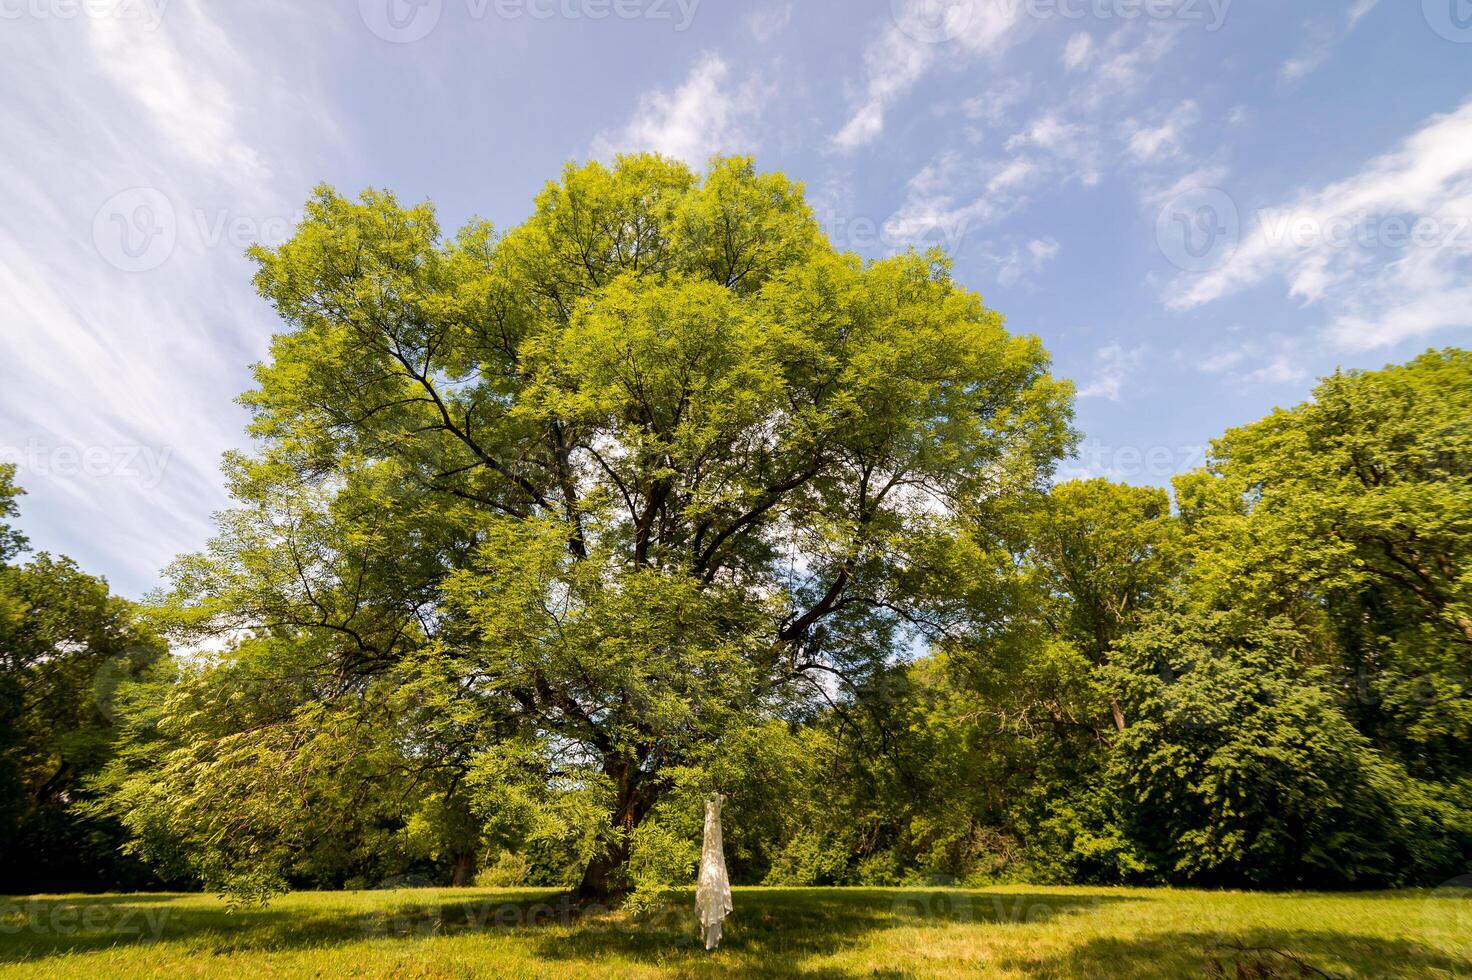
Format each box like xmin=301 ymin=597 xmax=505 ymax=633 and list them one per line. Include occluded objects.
xmin=1 ymin=156 xmax=1468 ymax=902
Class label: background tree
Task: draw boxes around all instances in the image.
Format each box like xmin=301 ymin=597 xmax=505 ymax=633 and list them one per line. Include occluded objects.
xmin=1023 ymin=479 xmax=1181 ymax=732
xmin=758 ymin=352 xmax=1472 ymax=889
xmin=0 ymin=465 xmax=172 ymax=892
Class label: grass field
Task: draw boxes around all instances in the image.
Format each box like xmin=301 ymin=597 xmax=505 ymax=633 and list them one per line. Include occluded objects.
xmin=1 ymin=885 xmax=1469 ymax=978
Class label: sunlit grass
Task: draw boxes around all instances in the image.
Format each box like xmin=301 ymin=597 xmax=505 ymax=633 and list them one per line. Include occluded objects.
xmin=1 ymin=885 xmax=1468 ymax=977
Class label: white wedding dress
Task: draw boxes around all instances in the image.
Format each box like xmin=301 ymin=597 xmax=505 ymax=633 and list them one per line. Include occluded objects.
xmin=695 ymin=794 xmax=733 ymax=950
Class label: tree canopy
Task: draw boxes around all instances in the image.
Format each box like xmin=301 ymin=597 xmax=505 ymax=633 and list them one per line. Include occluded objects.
xmin=119 ymin=155 xmax=1073 ymax=901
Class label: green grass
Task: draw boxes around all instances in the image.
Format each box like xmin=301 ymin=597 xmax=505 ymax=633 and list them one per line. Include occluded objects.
xmin=1 ymin=885 xmax=1469 ymax=978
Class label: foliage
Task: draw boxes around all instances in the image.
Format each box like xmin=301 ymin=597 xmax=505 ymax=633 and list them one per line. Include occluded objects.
xmin=1105 ymin=609 xmax=1406 ymax=886
xmin=121 ymin=155 xmax=1071 ymax=901
xmin=0 ymin=465 xmax=172 ymax=892
xmin=754 ymin=350 xmax=1472 ymax=890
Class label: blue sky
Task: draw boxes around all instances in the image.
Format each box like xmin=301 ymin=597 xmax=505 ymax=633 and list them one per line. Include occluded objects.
xmin=2 ymin=0 xmax=1470 ymax=598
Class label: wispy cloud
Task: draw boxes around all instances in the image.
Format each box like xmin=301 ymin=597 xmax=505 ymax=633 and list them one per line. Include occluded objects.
xmin=1063 ymin=32 xmax=1093 ymax=72
xmin=0 ymin=1 xmax=330 ymax=595
xmin=1164 ymin=98 xmax=1472 ymax=350
xmin=747 ymin=3 xmax=792 ymax=43
xmin=1125 ymin=100 xmax=1200 ymax=163
xmin=1191 ymin=336 xmax=1310 ymax=385
xmin=1078 ymin=344 xmax=1145 ymax=401
xmin=882 ymin=147 xmax=1064 ymax=255
xmin=832 ymin=0 xmax=1023 ymax=151
xmin=990 ymin=238 xmax=1060 ymax=288
xmin=593 ymin=53 xmax=770 ymax=166
xmin=1280 ymin=0 xmax=1380 ymax=82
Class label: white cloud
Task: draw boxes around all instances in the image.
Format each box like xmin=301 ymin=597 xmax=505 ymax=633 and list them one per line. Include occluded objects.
xmin=991 ymin=238 xmax=1060 ymax=287
xmin=1323 ymin=245 xmax=1472 ymax=350
xmin=86 ymin=6 xmax=265 ymax=179
xmin=1078 ymin=344 xmax=1145 ymax=401
xmin=832 ymin=0 xmax=1024 ymax=151
xmin=1125 ymin=101 xmax=1200 ymax=163
xmin=1165 ymin=98 xmax=1472 ymax=350
xmin=1281 ymin=0 xmax=1381 ymax=82
xmin=1197 ymin=347 xmax=1249 ymax=373
xmin=1063 ymin=32 xmax=1093 ymax=72
xmin=593 ymin=54 xmax=769 ymax=166
xmin=1193 ymin=339 xmax=1309 ymax=385
xmin=1143 ymin=164 xmax=1232 ymax=209
xmin=747 ymin=3 xmax=793 ymax=43
xmin=961 ymin=77 xmax=1031 ymax=129
xmin=1006 ymin=114 xmax=1102 ymax=186
xmin=883 ymin=152 xmax=1007 ymax=252
xmin=1007 ymin=114 xmax=1083 ymax=154
xmin=1084 ymin=25 xmax=1180 ymax=106
xmin=987 ymin=157 xmax=1039 ymax=195
xmin=1246 ymin=355 xmax=1310 ymax=384
xmin=1280 ymin=52 xmax=1326 ymax=83
xmin=1346 ymin=0 xmax=1381 ymax=28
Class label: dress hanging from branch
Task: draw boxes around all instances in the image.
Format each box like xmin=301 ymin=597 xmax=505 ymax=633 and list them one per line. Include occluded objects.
xmin=696 ymin=793 xmax=733 ymax=950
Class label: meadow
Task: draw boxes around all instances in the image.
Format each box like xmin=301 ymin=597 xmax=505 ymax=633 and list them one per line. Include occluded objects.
xmin=2 ymin=885 xmax=1470 ymax=978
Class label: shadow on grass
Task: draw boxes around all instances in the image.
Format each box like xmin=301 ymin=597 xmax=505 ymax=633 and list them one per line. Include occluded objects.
xmin=2 ymin=888 xmax=1468 ymax=978
xmin=0 ymin=887 xmax=1114 ymax=967
xmin=0 ymin=890 xmax=571 ymax=962
xmin=1003 ymin=929 xmax=1472 ymax=979
xmin=524 ymin=887 xmax=1128 ymax=976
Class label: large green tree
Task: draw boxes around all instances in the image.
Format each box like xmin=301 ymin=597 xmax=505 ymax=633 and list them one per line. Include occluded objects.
xmin=148 ymin=155 xmax=1074 ymax=900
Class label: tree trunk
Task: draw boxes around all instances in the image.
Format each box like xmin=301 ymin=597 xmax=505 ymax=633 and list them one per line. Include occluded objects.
xmin=574 ymin=759 xmax=649 ymax=903
xmin=1455 ymin=612 xmax=1472 ymax=648
xmin=450 ymin=849 xmax=477 ymax=887
xmin=575 ymin=837 xmax=632 ymax=903
xmin=1109 ymin=696 xmax=1127 ymax=733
